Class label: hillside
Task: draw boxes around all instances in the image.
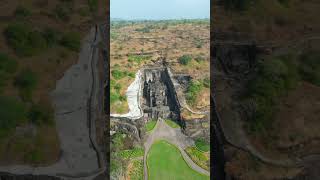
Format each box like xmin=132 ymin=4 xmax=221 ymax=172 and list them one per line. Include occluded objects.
xmin=0 ymin=0 xmax=104 ymax=165
xmin=213 ymin=0 xmax=320 ymax=179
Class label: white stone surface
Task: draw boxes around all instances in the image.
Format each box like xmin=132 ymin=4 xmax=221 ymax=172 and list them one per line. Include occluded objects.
xmin=110 ymin=70 xmax=143 ymax=120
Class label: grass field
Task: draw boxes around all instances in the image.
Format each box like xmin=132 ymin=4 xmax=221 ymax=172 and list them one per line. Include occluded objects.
xmin=145 ymin=120 xmax=157 ymax=132
xmin=147 ymin=140 xmax=209 ymax=180
xmin=165 ymin=119 xmax=180 ymax=128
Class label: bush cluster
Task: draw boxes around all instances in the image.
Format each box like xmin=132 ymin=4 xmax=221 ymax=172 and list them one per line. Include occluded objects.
xmin=4 ymin=23 xmax=81 ymax=56
xmin=0 ymin=53 xmax=18 ymax=91
xmin=245 ymin=56 xmax=300 ymax=134
xmin=186 ymin=80 xmax=203 ymax=105
xmin=14 ymin=69 xmax=38 ymax=101
xmin=128 ymin=55 xmax=151 ymax=64
xmin=4 ymin=23 xmax=47 ymax=56
xmin=178 ymin=55 xmax=192 ymax=65
xmin=299 ymin=51 xmax=320 ymax=86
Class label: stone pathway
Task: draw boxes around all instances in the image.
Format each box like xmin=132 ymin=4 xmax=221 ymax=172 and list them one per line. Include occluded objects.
xmin=143 ymin=119 xmax=210 ymax=180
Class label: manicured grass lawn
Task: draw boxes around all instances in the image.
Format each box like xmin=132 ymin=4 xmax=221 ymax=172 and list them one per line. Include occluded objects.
xmin=145 ymin=120 xmax=157 ymax=132
xmin=195 ymin=139 xmax=210 ymax=152
xmin=185 ymin=146 xmax=210 ymax=171
xmin=147 ymin=140 xmax=209 ymax=180
xmin=165 ymin=119 xmax=180 ymax=128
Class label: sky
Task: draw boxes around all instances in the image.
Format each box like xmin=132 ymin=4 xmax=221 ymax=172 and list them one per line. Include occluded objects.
xmin=110 ymin=0 xmax=210 ymax=20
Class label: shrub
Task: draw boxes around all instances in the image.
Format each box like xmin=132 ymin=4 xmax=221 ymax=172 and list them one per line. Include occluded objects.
xmin=202 ymin=77 xmax=210 ymax=88
xmin=128 ymin=72 xmax=135 ymax=78
xmin=186 ymin=80 xmax=203 ymax=105
xmin=0 ymin=53 xmax=18 ymax=91
xmin=4 ymin=23 xmax=47 ymax=56
xmin=195 ymin=139 xmax=210 ymax=152
xmin=43 ymin=28 xmax=61 ymax=47
xmin=28 ymin=103 xmax=54 ymax=126
xmin=299 ymin=51 xmax=320 ymax=86
xmin=14 ymin=69 xmax=37 ymax=90
xmin=135 ymin=27 xmax=150 ymax=33
xmin=14 ymin=69 xmax=38 ymax=101
xmin=245 ymin=56 xmax=300 ymax=134
xmin=128 ymin=55 xmax=150 ymax=64
xmin=14 ymin=6 xmax=32 ymax=18
xmin=114 ymin=83 xmax=122 ymax=92
xmin=129 ymin=160 xmax=144 ymax=180
xmin=0 ymin=53 xmax=17 ymax=74
xmin=110 ymin=91 xmax=120 ymax=104
xmin=54 ymin=3 xmax=72 ymax=21
xmin=118 ymin=147 xmax=144 ymax=159
xmin=178 ymin=55 xmax=192 ymax=65
xmin=185 ymin=147 xmax=209 ymax=170
xmin=110 ymin=89 xmax=126 ymax=104
xmin=0 ymin=96 xmax=27 ymax=136
xmin=111 ymin=69 xmax=126 ymax=80
xmin=60 ymin=32 xmax=81 ymax=51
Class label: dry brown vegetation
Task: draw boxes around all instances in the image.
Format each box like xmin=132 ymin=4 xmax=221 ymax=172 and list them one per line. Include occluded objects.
xmin=110 ymin=20 xmax=210 ymax=113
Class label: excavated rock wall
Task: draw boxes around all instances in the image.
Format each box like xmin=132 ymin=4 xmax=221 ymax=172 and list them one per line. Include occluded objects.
xmin=110 ymin=117 xmax=145 ymax=143
xmin=141 ymin=67 xmax=181 ymax=121
xmin=183 ymin=118 xmax=210 ymax=141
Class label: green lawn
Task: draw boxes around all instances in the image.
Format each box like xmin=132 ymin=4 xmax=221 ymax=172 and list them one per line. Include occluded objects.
xmin=165 ymin=119 xmax=180 ymax=128
xmin=145 ymin=120 xmax=157 ymax=132
xmin=147 ymin=140 xmax=209 ymax=180
xmin=195 ymin=139 xmax=210 ymax=152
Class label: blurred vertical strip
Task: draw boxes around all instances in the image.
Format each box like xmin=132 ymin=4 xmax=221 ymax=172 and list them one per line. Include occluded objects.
xmin=210 ymin=0 xmax=226 ymax=179
xmin=105 ymin=0 xmax=111 ymax=178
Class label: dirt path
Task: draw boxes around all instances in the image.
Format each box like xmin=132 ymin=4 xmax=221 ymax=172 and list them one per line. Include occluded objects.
xmin=143 ymin=119 xmax=210 ymax=180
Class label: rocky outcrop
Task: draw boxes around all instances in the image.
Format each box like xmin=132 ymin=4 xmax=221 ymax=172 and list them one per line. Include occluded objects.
xmin=183 ymin=118 xmax=210 ymax=141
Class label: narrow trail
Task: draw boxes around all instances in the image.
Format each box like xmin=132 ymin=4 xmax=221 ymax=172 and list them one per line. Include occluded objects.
xmin=143 ymin=119 xmax=210 ymax=180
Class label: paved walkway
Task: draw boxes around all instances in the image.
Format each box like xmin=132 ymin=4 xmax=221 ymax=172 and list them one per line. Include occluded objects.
xmin=143 ymin=119 xmax=210 ymax=180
